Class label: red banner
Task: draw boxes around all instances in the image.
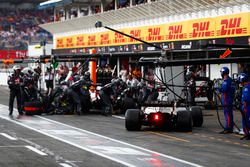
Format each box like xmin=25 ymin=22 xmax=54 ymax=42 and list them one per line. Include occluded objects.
xmin=0 ymin=50 xmax=28 ymax=59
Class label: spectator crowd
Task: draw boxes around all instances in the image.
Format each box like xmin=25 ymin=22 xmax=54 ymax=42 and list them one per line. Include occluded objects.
xmin=0 ymin=8 xmax=53 ymax=50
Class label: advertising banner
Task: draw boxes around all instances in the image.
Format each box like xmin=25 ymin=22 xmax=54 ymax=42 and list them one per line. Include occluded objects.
xmin=55 ymin=12 xmax=250 ymax=49
xmin=0 ymin=50 xmax=28 ymax=59
xmin=53 ymin=36 xmax=250 ymax=55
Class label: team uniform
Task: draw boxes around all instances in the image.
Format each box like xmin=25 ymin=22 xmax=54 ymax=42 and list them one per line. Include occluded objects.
xmin=7 ymin=67 xmax=23 ymax=115
xmin=238 ymin=73 xmax=250 ymax=139
xmin=219 ymin=77 xmax=235 ymax=131
xmin=241 ymin=83 xmax=250 ymax=138
xmin=219 ymin=67 xmax=235 ymax=133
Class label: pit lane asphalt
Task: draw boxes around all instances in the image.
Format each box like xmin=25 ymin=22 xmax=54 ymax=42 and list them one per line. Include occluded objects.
xmin=0 ymin=86 xmax=250 ymax=167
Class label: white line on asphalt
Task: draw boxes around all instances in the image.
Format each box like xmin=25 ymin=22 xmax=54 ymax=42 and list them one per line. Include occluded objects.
xmin=0 ymin=115 xmax=136 ymax=167
xmin=25 ymin=146 xmax=47 ymax=156
xmin=112 ymin=115 xmax=125 ymax=119
xmin=0 ymin=133 xmax=17 ymax=140
xmin=59 ymin=163 xmax=72 ymax=167
xmin=0 ymin=145 xmax=26 ymax=148
xmin=38 ymin=116 xmax=202 ymax=167
xmin=0 ymin=104 xmax=201 ymax=167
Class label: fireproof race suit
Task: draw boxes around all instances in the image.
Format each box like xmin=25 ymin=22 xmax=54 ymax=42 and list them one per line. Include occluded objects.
xmin=219 ymin=77 xmax=235 ymax=131
xmin=7 ymin=73 xmax=23 ymax=115
xmin=241 ymin=83 xmax=250 ymax=137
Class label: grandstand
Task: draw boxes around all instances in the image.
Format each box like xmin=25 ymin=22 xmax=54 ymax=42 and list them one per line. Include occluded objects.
xmin=0 ymin=0 xmax=53 ymax=59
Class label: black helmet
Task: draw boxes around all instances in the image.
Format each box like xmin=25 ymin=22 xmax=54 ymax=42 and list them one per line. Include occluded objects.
xmin=114 ymin=78 xmax=123 ymax=86
xmin=186 ymin=71 xmax=194 ymax=80
xmin=47 ymin=66 xmax=52 ymax=71
xmin=189 ymin=65 xmax=195 ymax=72
xmin=83 ymin=71 xmax=91 ymax=81
xmin=73 ymin=74 xmax=80 ymax=82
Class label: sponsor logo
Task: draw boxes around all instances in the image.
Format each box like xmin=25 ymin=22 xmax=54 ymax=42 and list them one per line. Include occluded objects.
xmin=147 ymin=47 xmax=156 ymax=51
xmin=56 ymin=39 xmax=64 ymax=48
xmin=100 ymin=33 xmax=110 ymax=45
xmin=76 ymin=36 xmax=85 ymax=46
xmin=147 ymin=27 xmax=164 ymax=41
xmin=129 ymin=30 xmax=142 ymax=42
xmin=167 ymin=25 xmax=187 ymax=40
xmin=66 ymin=37 xmax=74 ymax=47
xmin=190 ymin=21 xmax=214 ymax=38
xmin=114 ymin=32 xmax=126 ymax=43
xmin=88 ymin=35 xmax=97 ymax=46
xmin=217 ymin=17 xmax=247 ymax=36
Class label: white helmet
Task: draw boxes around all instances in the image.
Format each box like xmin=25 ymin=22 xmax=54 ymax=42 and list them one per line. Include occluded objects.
xmin=13 ymin=65 xmax=21 ymax=71
xmin=21 ymin=67 xmax=34 ymax=75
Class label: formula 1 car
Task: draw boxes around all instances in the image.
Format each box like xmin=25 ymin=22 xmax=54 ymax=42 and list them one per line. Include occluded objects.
xmin=125 ymin=101 xmax=203 ymax=131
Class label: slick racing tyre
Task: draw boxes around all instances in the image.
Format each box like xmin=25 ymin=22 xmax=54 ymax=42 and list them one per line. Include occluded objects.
xmin=24 ymin=101 xmax=43 ymax=116
xmin=191 ymin=106 xmax=203 ymax=127
xmin=176 ymin=110 xmax=193 ymax=132
xmin=121 ymin=97 xmax=136 ymax=114
xmin=125 ymin=109 xmax=141 ymax=131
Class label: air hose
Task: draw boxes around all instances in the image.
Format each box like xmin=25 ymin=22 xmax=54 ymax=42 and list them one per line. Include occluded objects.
xmin=213 ymin=88 xmax=240 ymax=132
xmin=213 ymin=89 xmax=225 ymax=130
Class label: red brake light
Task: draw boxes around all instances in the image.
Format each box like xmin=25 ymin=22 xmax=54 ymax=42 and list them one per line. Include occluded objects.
xmin=154 ymin=114 xmax=159 ymax=121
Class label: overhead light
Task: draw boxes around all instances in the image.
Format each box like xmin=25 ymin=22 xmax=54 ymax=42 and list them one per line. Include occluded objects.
xmin=40 ymin=0 xmax=62 ymax=6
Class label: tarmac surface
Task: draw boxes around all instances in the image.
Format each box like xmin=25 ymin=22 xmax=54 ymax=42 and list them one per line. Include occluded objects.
xmin=0 ymin=85 xmax=249 ymax=167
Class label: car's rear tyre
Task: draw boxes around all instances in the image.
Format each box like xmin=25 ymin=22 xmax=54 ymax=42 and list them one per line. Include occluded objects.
xmin=191 ymin=106 xmax=203 ymax=127
xmin=176 ymin=110 xmax=192 ymax=132
xmin=121 ymin=97 xmax=136 ymax=114
xmin=125 ymin=109 xmax=141 ymax=131
xmin=24 ymin=101 xmax=43 ymax=116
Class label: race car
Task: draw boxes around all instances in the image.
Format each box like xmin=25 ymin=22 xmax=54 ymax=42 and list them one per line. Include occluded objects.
xmin=125 ymin=101 xmax=203 ymax=132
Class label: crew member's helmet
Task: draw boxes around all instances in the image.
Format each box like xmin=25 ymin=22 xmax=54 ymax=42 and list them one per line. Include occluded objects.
xmin=83 ymin=71 xmax=91 ymax=81
xmin=21 ymin=67 xmax=34 ymax=76
xmin=13 ymin=65 xmax=21 ymax=72
xmin=186 ymin=71 xmax=194 ymax=80
xmin=220 ymin=67 xmax=229 ymax=77
xmin=73 ymin=74 xmax=80 ymax=82
xmin=115 ymin=78 xmax=123 ymax=86
xmin=34 ymin=65 xmax=41 ymax=74
xmin=189 ymin=65 xmax=195 ymax=72
xmin=47 ymin=66 xmax=52 ymax=72
xmin=237 ymin=73 xmax=248 ymax=83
